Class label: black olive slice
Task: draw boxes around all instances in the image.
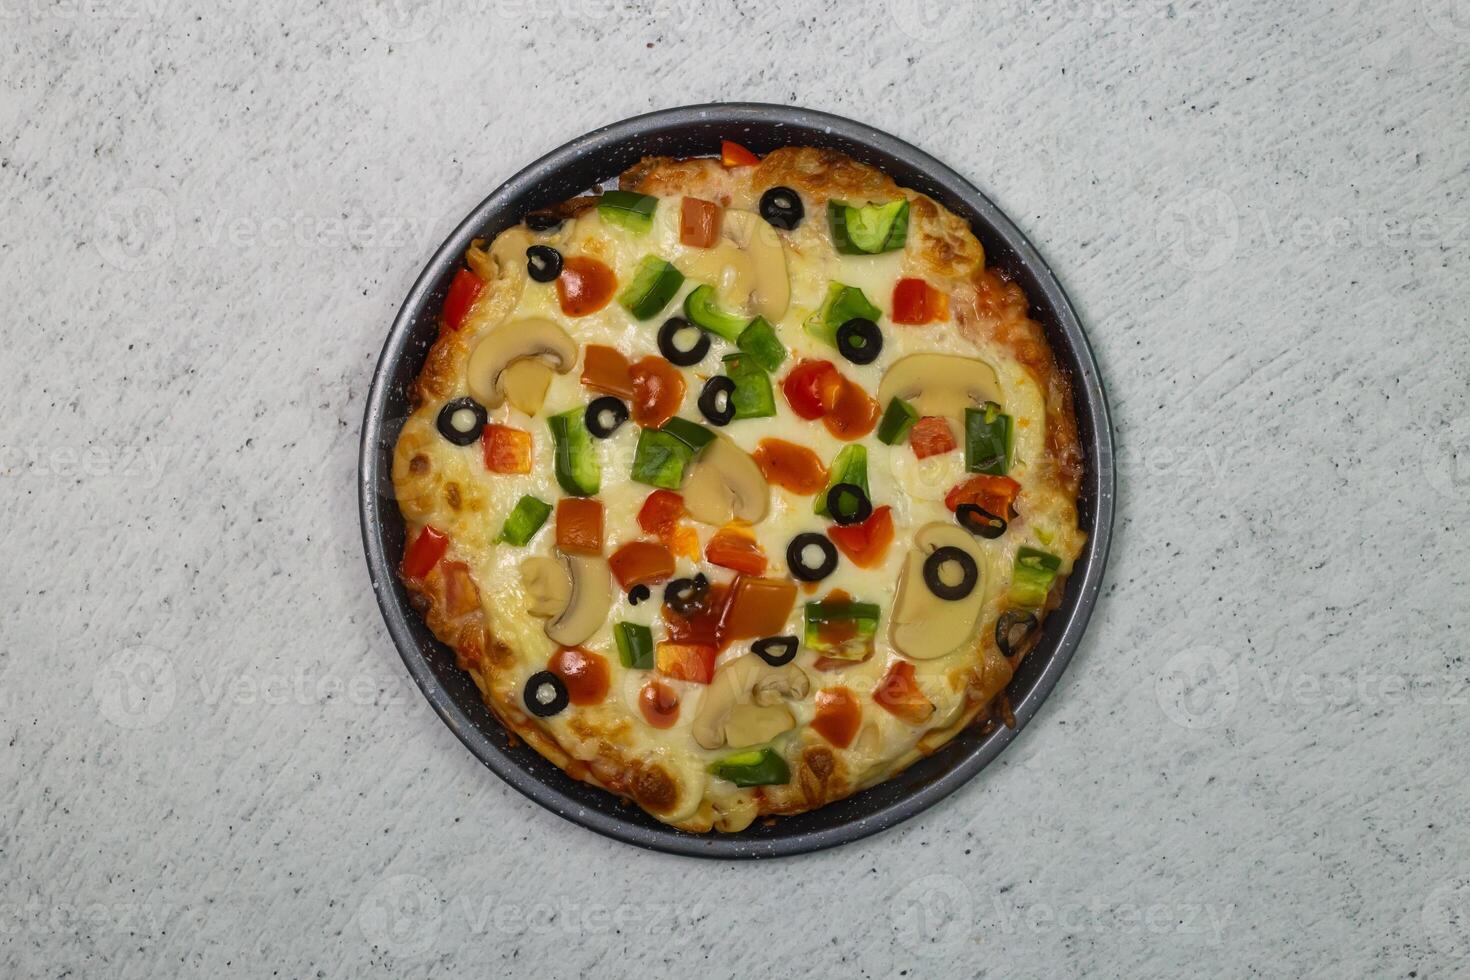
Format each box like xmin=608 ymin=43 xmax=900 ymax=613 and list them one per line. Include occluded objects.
xmin=526 ymin=245 xmax=563 ymax=283
xmin=786 ymin=533 xmax=839 ymax=582
xmin=752 ymin=635 xmax=799 ymax=667
xmin=664 ymin=573 xmax=710 ymax=617
xmin=923 ymin=546 xmax=978 ymax=601
xmin=435 ymin=396 xmax=487 ymax=446
xmin=759 ymin=186 xmax=805 ymax=230
xmin=657 ymin=316 xmax=711 ymax=367
xmin=584 ymin=396 xmax=629 ymax=439
xmin=627 ymin=584 xmax=651 ymax=607
xmin=698 ymin=376 xmax=737 ymax=426
xmin=825 ymin=483 xmax=873 ymax=526
xmin=995 ymin=610 xmax=1039 ymax=658
xmin=956 ymin=503 xmax=1008 ymax=539
xmin=523 ymin=670 xmax=569 ymax=717
xmin=835 ymin=318 xmax=883 ymax=365
xmin=525 ymin=212 xmax=564 ymax=232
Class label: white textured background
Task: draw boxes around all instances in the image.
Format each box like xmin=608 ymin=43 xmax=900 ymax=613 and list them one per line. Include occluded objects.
xmin=3 ymin=0 xmax=1469 ymax=976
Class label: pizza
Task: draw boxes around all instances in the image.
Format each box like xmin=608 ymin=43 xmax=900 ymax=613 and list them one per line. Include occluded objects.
xmin=391 ymin=141 xmax=1086 ymax=833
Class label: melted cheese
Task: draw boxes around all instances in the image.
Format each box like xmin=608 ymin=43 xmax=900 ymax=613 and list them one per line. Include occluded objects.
xmin=399 ymin=185 xmax=1085 ymax=826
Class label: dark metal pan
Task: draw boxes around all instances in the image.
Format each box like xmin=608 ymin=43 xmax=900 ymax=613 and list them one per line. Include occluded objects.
xmin=359 ymin=103 xmax=1115 ymax=858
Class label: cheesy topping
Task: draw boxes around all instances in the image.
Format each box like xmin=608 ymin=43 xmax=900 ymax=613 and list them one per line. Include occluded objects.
xmin=393 ymin=152 xmax=1085 ymax=832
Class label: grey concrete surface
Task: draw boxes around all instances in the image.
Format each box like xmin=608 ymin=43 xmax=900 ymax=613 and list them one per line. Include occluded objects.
xmin=3 ymin=0 xmax=1468 ymax=976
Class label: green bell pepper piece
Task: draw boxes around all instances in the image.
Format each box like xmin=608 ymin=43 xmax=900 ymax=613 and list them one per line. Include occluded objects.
xmin=597 ymin=190 xmax=657 ymax=234
xmin=614 ymin=622 xmax=655 ymax=670
xmin=828 ymin=199 xmax=910 ymax=254
xmin=631 ymin=428 xmax=694 ymax=490
xmin=1011 ymin=547 xmax=1061 ymax=608
xmin=814 ymin=444 xmax=869 ymax=517
xmin=548 ymin=408 xmax=600 ymax=496
xmin=683 ymin=284 xmax=750 ymax=342
xmin=876 ymin=396 xmax=920 ymax=445
xmin=804 ymin=282 xmax=883 ymax=347
xmin=618 ymin=256 xmax=684 ymax=320
xmin=659 ymin=416 xmax=715 ymax=454
xmin=721 ymin=353 xmax=776 ymax=420
xmin=497 ymin=495 xmax=552 ymax=546
xmin=735 ymin=316 xmax=786 ymax=372
xmin=965 ymin=401 xmax=1014 ymax=475
xmin=803 ymin=599 xmax=881 ymax=661
xmin=709 ymin=747 xmax=791 ymax=787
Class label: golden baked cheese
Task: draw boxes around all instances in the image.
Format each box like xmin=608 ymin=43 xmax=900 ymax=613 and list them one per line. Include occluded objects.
xmin=391 ymin=146 xmax=1085 ymax=832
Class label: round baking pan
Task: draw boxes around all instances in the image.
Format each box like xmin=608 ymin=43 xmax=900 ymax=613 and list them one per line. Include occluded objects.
xmin=359 ymin=103 xmax=1114 ymax=859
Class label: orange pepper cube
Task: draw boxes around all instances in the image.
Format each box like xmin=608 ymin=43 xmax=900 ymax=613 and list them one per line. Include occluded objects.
xmin=680 ymin=197 xmax=723 ymax=248
xmin=721 ymin=576 xmax=797 ymax=640
xmin=655 ymin=643 xmax=717 ymax=684
xmin=581 ymin=344 xmax=635 ymax=400
xmin=812 ymin=687 xmax=861 ymax=749
xmin=482 ymin=424 xmax=532 ymax=474
xmin=873 ymin=660 xmax=935 ymax=725
xmin=826 ymin=506 xmax=894 ymax=570
xmin=945 ymin=474 xmax=1021 ymax=517
xmin=402 ymin=525 xmax=448 ymax=579
xmin=705 ymin=524 xmax=767 ymax=576
xmin=909 ymin=417 xmax=957 ymax=460
xmin=555 ymin=498 xmax=604 ymax=556
xmin=891 ymin=278 xmax=949 ymax=325
xmin=637 ymin=489 xmax=684 ymax=537
xmin=609 ymin=540 xmax=676 ymax=589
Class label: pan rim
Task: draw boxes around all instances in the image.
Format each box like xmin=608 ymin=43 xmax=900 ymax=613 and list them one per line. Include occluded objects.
xmin=359 ymin=102 xmax=1115 ymax=859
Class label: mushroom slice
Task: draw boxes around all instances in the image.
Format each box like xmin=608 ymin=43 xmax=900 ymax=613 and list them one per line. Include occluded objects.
xmin=890 ymin=523 xmax=988 ymax=661
xmin=545 ymin=552 xmax=612 ymax=648
xmin=722 ymin=209 xmax=790 ymax=320
xmin=500 ymin=359 xmax=555 ymax=415
xmin=681 ymin=436 xmax=769 ymax=528
xmin=693 ymin=654 xmax=810 ymax=750
xmin=877 ymin=354 xmax=1005 ymax=420
xmin=679 ymin=240 xmax=753 ymax=313
xmin=520 ymin=556 xmax=571 ymax=618
xmin=466 ymin=318 xmax=578 ymax=410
